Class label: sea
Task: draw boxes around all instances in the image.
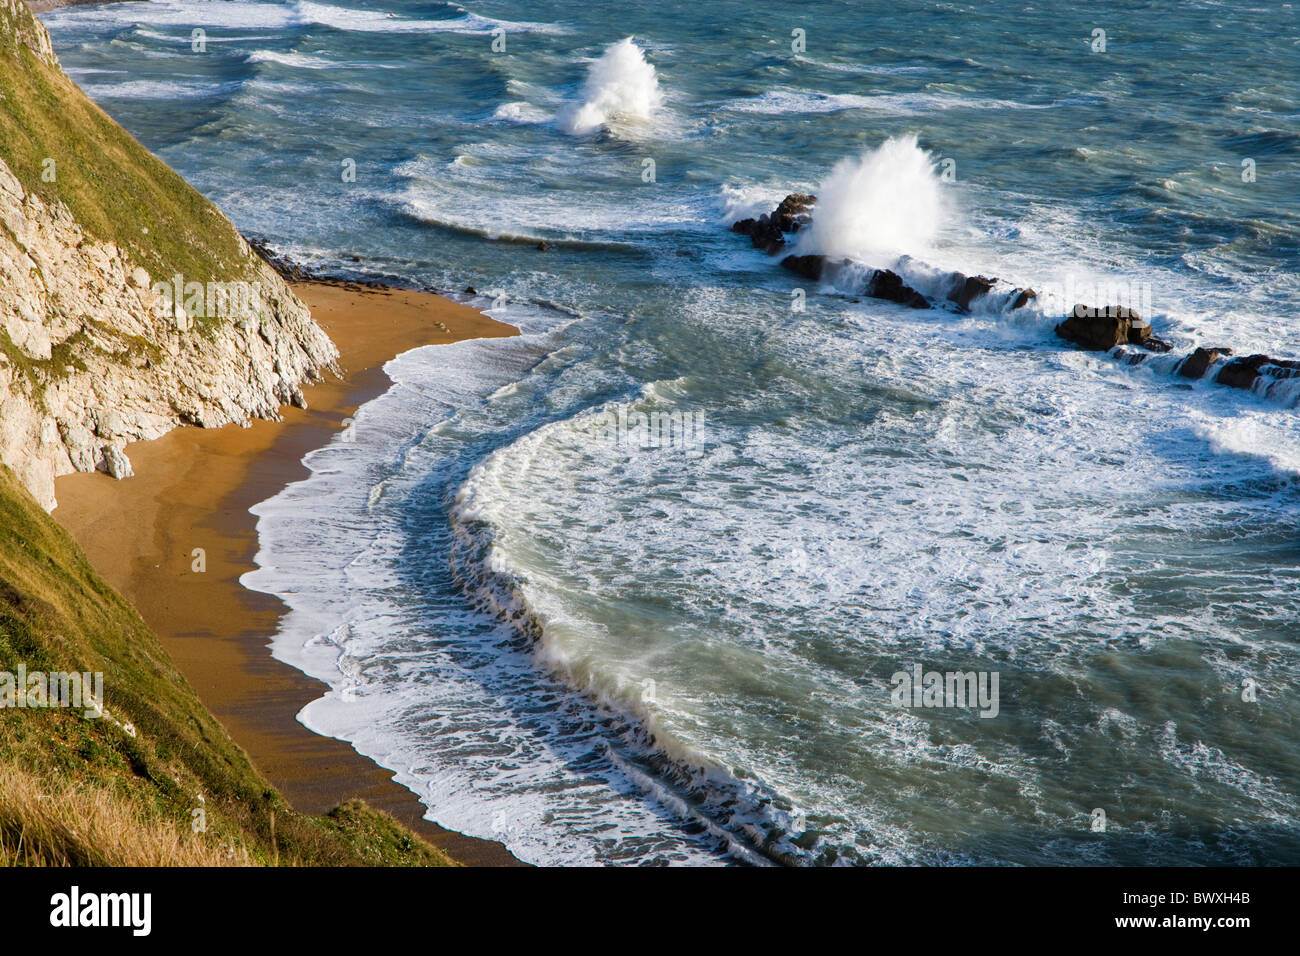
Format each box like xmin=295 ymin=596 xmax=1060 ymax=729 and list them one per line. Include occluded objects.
xmin=39 ymin=0 xmax=1300 ymax=865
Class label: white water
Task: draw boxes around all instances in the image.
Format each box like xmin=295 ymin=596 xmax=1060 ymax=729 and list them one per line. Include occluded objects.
xmin=560 ymin=38 xmax=663 ymax=136
xmin=797 ymin=134 xmax=948 ymax=262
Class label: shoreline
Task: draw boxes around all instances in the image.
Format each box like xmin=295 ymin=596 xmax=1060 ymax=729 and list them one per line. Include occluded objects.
xmin=52 ymin=279 xmax=525 ymax=867
xmin=25 ymin=0 xmax=128 ymax=13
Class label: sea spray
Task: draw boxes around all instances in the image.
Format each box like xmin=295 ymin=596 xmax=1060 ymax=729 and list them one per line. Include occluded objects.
xmin=798 ymin=134 xmax=947 ymax=261
xmin=560 ymin=37 xmax=663 ymax=135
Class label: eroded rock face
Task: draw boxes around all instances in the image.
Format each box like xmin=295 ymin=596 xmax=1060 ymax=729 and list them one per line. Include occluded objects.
xmin=0 ymin=156 xmax=337 ymax=509
xmin=1 ymin=0 xmax=56 ymax=68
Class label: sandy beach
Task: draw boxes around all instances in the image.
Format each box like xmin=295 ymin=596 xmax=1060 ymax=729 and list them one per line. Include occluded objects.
xmin=52 ymin=280 xmax=523 ymax=866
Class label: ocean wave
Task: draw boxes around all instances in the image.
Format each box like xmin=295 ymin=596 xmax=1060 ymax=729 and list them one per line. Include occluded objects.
xmin=559 ymin=37 xmax=664 ymax=136
xmin=77 ymin=77 xmax=245 ymax=100
xmin=245 ymin=49 xmax=338 ymax=69
xmin=722 ymin=88 xmax=1049 ymax=116
xmin=491 ymin=100 xmax=552 ymax=124
xmin=43 ymin=0 xmax=569 ymax=36
xmin=445 ymin=398 xmax=855 ymax=865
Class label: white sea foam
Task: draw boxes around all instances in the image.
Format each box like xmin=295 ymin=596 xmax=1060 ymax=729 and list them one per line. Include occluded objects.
xmin=78 ymin=77 xmax=244 ymax=100
xmin=241 ymin=301 xmax=768 ymax=865
xmin=559 ymin=38 xmax=664 ymax=136
xmin=41 ymin=0 xmax=568 ymax=36
xmin=491 ymin=101 xmax=551 ymax=124
xmin=723 ymin=88 xmax=1045 ymax=116
xmin=246 ymin=50 xmax=338 ymax=69
xmin=1190 ymin=411 xmax=1300 ymax=477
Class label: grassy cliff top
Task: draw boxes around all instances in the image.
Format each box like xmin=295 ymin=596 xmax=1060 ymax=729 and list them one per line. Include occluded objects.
xmin=0 ymin=0 xmax=253 ymax=285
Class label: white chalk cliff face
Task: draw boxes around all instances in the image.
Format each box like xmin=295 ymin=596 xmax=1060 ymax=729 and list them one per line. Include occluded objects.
xmin=0 ymin=0 xmax=337 ymax=510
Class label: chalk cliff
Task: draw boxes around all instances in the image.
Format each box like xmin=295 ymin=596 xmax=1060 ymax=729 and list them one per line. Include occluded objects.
xmin=0 ymin=0 xmax=337 ymax=509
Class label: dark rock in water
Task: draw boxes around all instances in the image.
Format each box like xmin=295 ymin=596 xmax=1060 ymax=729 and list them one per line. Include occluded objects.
xmin=772 ymin=193 xmax=817 ymax=233
xmin=733 ymin=214 xmax=786 ymax=254
xmin=733 ymin=194 xmax=817 ymax=254
xmin=464 ymin=286 xmax=477 ymax=294
xmin=1144 ymin=336 xmax=1174 ymax=353
xmin=1055 ymin=304 xmax=1145 ymax=351
xmin=945 ymin=273 xmax=997 ymax=310
xmin=1009 ymin=288 xmax=1037 ymax=310
xmin=1213 ymin=354 xmax=1300 ymax=392
xmin=866 ymin=269 xmax=930 ymax=309
xmin=780 ymin=256 xmax=928 ymax=308
xmin=1178 ymin=346 xmax=1233 ymax=380
xmin=1127 ymin=318 xmax=1156 ymax=346
xmin=780 ymin=254 xmax=829 ymax=281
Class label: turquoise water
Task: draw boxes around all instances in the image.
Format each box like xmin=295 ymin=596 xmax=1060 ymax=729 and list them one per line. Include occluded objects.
xmin=42 ymin=0 xmax=1300 ymax=865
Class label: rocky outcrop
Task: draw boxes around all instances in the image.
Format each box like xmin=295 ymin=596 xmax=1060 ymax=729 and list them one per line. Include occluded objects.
xmin=0 ymin=2 xmax=337 ymax=509
xmin=732 ymin=193 xmax=817 ymax=256
xmin=1127 ymin=344 xmax=1300 ymax=400
xmin=770 ymin=193 xmax=816 ymax=233
xmin=3 ymin=0 xmax=55 ymax=67
xmin=739 ymin=195 xmax=1036 ymax=314
xmin=731 ymin=214 xmax=786 ymax=255
xmin=1215 ymin=354 xmax=1300 ymax=392
xmin=779 ymin=254 xmax=929 ymax=308
xmin=945 ymin=274 xmax=997 ymax=310
xmin=734 ymin=192 xmax=1300 ymax=406
xmin=1055 ymin=304 xmax=1171 ymax=352
xmin=865 ymin=268 xmax=929 ymax=309
xmin=779 ymin=253 xmax=832 ymax=282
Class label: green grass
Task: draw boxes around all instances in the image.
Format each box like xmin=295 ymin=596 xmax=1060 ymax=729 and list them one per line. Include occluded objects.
xmin=0 ymin=463 xmax=458 ymax=866
xmin=0 ymin=0 xmax=257 ymax=337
